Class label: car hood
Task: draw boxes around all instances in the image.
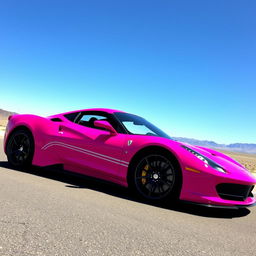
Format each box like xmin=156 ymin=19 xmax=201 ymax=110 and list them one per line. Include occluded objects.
xmin=178 ymin=142 xmax=256 ymax=179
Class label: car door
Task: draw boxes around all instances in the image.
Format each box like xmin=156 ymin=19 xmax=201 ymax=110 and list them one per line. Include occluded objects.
xmin=56 ymin=111 xmax=127 ymax=179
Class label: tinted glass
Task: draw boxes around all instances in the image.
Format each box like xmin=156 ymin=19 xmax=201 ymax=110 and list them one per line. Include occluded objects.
xmin=78 ymin=114 xmax=108 ymax=129
xmin=114 ymin=112 xmax=172 ymax=139
xmin=80 ymin=114 xmax=107 ymax=122
xmin=76 ymin=112 xmax=124 ymax=133
xmin=64 ymin=112 xmax=80 ymax=122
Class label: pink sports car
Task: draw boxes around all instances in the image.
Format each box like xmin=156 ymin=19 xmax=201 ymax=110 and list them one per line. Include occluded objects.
xmin=3 ymin=108 xmax=256 ymax=208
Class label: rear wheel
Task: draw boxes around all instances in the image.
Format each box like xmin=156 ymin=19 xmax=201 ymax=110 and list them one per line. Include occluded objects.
xmin=130 ymin=153 xmax=181 ymax=202
xmin=6 ymin=129 xmax=34 ymax=168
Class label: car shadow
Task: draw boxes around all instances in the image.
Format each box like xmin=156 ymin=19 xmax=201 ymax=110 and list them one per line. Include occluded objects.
xmin=0 ymin=161 xmax=251 ymax=219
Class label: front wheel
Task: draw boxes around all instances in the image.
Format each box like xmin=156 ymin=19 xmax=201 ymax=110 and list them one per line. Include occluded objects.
xmin=6 ymin=129 xmax=34 ymax=168
xmin=130 ymin=153 xmax=181 ymax=202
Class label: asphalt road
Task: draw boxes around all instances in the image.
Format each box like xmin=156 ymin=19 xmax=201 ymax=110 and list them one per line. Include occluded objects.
xmin=0 ymin=138 xmax=256 ymax=256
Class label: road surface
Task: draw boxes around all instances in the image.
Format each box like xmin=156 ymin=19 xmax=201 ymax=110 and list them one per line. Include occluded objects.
xmin=0 ymin=138 xmax=256 ymax=256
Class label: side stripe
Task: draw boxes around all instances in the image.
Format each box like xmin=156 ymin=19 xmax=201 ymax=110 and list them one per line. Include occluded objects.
xmin=41 ymin=141 xmax=129 ymax=167
xmin=42 ymin=141 xmax=129 ymax=164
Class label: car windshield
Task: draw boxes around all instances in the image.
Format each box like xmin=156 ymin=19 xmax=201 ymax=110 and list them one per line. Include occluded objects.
xmin=114 ymin=112 xmax=172 ymax=139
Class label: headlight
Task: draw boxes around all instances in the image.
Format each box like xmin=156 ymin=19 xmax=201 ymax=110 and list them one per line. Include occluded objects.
xmin=181 ymin=145 xmax=226 ymax=173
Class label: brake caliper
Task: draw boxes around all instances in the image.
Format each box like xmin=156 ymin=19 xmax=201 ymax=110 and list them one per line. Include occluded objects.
xmin=141 ymin=164 xmax=149 ymax=185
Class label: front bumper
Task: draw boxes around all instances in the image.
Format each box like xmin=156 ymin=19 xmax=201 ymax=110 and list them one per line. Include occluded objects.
xmin=181 ymin=200 xmax=256 ymax=209
xmin=179 ymin=166 xmax=256 ymax=208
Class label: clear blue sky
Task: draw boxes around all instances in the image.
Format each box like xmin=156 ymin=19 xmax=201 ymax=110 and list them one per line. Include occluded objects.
xmin=0 ymin=0 xmax=255 ymax=144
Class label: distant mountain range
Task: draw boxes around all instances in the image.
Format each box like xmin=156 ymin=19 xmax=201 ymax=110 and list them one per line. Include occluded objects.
xmin=0 ymin=108 xmax=255 ymax=154
xmin=174 ymin=137 xmax=256 ymax=154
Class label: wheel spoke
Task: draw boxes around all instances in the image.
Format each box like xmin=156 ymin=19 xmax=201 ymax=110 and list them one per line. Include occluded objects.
xmin=145 ymin=157 xmax=153 ymax=170
xmin=161 ymin=170 xmax=173 ymax=177
xmin=148 ymin=183 xmax=156 ymax=196
xmin=11 ymin=149 xmax=20 ymax=155
xmin=16 ymin=135 xmax=23 ymax=144
xmin=20 ymin=136 xmax=26 ymax=145
xmin=158 ymin=184 xmax=164 ymax=193
xmin=13 ymin=137 xmax=19 ymax=146
xmin=15 ymin=152 xmax=22 ymax=162
xmin=136 ymin=175 xmax=151 ymax=180
xmin=20 ymin=151 xmax=28 ymax=157
xmin=159 ymin=179 xmax=172 ymax=187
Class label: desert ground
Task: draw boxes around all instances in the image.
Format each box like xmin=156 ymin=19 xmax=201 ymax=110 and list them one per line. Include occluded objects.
xmin=0 ymin=120 xmax=8 ymax=127
xmin=219 ymin=150 xmax=256 ymax=174
xmin=0 ymin=115 xmax=8 ymax=137
xmin=0 ymin=126 xmax=5 ymax=137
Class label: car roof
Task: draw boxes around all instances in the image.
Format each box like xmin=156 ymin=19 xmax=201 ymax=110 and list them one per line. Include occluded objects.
xmin=62 ymin=108 xmax=126 ymax=115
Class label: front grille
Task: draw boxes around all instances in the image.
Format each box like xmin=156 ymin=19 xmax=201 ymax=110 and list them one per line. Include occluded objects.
xmin=216 ymin=183 xmax=254 ymax=201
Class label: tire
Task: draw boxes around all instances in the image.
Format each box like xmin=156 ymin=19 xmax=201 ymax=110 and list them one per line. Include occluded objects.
xmin=129 ymin=152 xmax=181 ymax=203
xmin=6 ymin=128 xmax=34 ymax=169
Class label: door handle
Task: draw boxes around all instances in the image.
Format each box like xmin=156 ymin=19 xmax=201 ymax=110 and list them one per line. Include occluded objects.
xmin=58 ymin=125 xmax=64 ymax=134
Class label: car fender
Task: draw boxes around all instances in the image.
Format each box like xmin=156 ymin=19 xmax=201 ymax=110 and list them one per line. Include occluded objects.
xmin=4 ymin=114 xmax=61 ymax=166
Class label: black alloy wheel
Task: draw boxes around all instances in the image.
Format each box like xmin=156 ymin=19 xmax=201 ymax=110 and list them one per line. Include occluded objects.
xmin=6 ymin=129 xmax=34 ymax=168
xmin=134 ymin=154 xmax=179 ymax=201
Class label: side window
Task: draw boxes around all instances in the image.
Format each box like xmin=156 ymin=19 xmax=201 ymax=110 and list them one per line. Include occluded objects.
xmin=74 ymin=111 xmax=125 ymax=133
xmin=78 ymin=114 xmax=108 ymax=129
xmin=64 ymin=112 xmax=80 ymax=122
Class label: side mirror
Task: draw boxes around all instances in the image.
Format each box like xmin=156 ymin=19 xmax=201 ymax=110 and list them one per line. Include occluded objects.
xmin=94 ymin=120 xmax=117 ymax=134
